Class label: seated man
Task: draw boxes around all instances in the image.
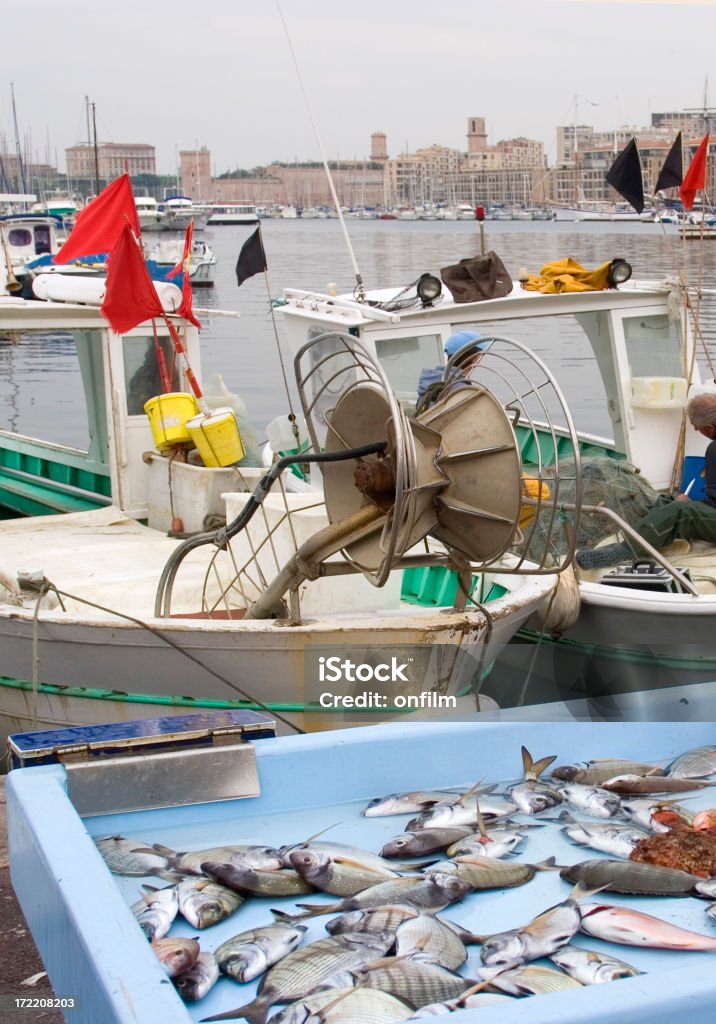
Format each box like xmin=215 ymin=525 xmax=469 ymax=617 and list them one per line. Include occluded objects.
xmin=576 ymin=392 xmax=716 ymax=569
xmin=416 ymin=329 xmax=489 ymax=413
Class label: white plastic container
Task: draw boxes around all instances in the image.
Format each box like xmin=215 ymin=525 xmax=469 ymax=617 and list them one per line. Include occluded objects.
xmin=32 ymin=273 xmax=182 ymax=314
xmin=630 ymin=375 xmax=688 ymax=409
xmin=147 ymin=457 xmax=263 ymax=533
xmin=266 ymin=414 xmax=309 ymax=454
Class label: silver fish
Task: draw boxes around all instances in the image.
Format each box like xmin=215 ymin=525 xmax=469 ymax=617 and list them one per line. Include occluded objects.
xmin=269 ymin=987 xmax=414 ymax=1024
xmin=381 ymin=828 xmax=476 ymax=858
xmin=288 ymin=849 xmax=400 ymax=897
xmin=201 ymin=862 xmax=314 ymax=897
xmin=363 ymin=791 xmax=464 ymax=816
xmin=151 ymin=936 xmax=200 ymax=978
xmin=324 ymin=904 xmax=420 ymax=937
xmin=445 ymin=829 xmax=526 ymax=860
xmin=695 ymin=877 xmax=716 ymax=899
xmin=560 ymin=858 xmax=703 ymax=896
xmin=561 ymin=815 xmax=650 ymax=858
xmin=579 ymin=902 xmax=716 ymax=949
xmin=549 ymin=944 xmax=641 ymax=984
xmin=406 ymin=993 xmax=512 ymax=1017
xmin=95 ymin=835 xmax=171 ymax=877
xmin=176 ymin=876 xmax=244 ymax=929
xmin=666 ymin=745 xmax=716 ymax=779
xmin=131 ymin=883 xmax=179 ymax=940
xmin=150 ymin=841 xmax=283 ymax=875
xmin=408 ymin=792 xmax=515 ymax=830
xmin=200 ymin=931 xmax=395 ymax=1024
xmin=215 ymin=923 xmax=307 ymax=982
xmin=557 ymin=783 xmax=622 ymax=818
xmin=175 ymin=951 xmax=220 ymax=1002
xmin=289 ymin=840 xmax=427 ymax=874
xmin=350 ymin=957 xmax=478 ymax=1009
xmin=551 ymin=759 xmax=662 ymax=785
xmin=707 ymin=903 xmax=716 ymax=922
xmin=601 ymin=774 xmax=716 ymax=796
xmin=394 ymin=913 xmax=468 ymax=970
xmin=432 ymin=854 xmax=556 ymax=890
xmin=619 ymin=797 xmax=694 ymax=832
xmin=509 ymin=747 xmax=563 ymax=815
xmin=293 ymin=872 xmax=472 ymax=919
xmin=479 ymin=881 xmax=596 ymax=965
xmin=478 ymin=963 xmax=582 ymax=995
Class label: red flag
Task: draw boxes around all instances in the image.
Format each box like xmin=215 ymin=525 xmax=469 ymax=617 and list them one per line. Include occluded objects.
xmin=54 ymin=174 xmax=141 ymax=263
xmin=679 ymin=134 xmax=710 ymax=211
xmin=167 ymin=223 xmax=201 ymax=328
xmin=101 ymin=223 xmax=165 ymax=333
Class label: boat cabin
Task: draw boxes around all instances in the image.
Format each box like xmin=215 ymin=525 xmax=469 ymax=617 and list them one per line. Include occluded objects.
xmin=0 ymin=214 xmax=62 ymax=277
xmin=279 ymin=275 xmax=703 ymax=493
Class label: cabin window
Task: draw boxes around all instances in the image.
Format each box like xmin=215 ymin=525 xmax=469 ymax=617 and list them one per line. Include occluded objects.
xmin=34 ymin=226 xmax=52 ymax=254
xmin=374 ymin=334 xmax=443 ymax=403
xmin=622 ymin=314 xmax=683 ymax=377
xmin=123 ymin=336 xmax=180 ymax=415
xmin=7 ymin=228 xmax=32 ymax=246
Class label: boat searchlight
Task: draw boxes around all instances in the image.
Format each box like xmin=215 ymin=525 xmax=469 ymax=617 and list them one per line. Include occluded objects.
xmin=608 ymin=258 xmax=632 ymax=287
xmin=416 ymin=272 xmax=442 ymax=306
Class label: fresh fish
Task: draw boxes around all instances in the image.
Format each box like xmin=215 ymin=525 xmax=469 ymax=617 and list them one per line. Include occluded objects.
xmin=561 ymin=814 xmax=650 ymax=858
xmin=560 ymin=858 xmax=703 ymax=896
xmin=509 ymin=747 xmax=563 ymax=814
xmin=288 ymin=849 xmax=400 ymax=897
xmin=200 ymin=931 xmax=395 ymax=1024
xmin=215 ymin=923 xmax=307 ymax=982
xmin=478 ymin=963 xmax=582 ymax=995
xmin=666 ymin=745 xmax=716 ymax=779
xmin=619 ymin=797 xmax=694 ymax=832
xmin=407 ymin=793 xmax=516 ymax=830
xmin=394 ymin=913 xmax=468 ymax=970
xmin=693 ymin=809 xmax=716 ymax=832
xmin=324 ymin=904 xmax=420 ymax=937
xmin=556 ymin=783 xmax=622 ymax=818
xmin=175 ymin=951 xmax=220 ymax=1002
xmin=479 ymin=882 xmax=597 ymax=965
xmin=363 ymin=791 xmax=464 ymax=817
xmin=549 ymin=945 xmax=641 ymax=984
xmin=269 ymin=987 xmax=415 ymax=1024
xmin=695 ymin=877 xmax=716 ymax=899
xmin=601 ymin=774 xmax=716 ymax=796
xmin=284 ymin=838 xmax=429 ymax=874
xmin=381 ymin=828 xmax=476 ymax=858
xmin=201 ymin=862 xmax=314 ymax=897
xmin=95 ymin=835 xmax=171 ymax=877
xmin=433 ymin=854 xmax=556 ymax=890
xmin=148 ymin=841 xmax=283 ymax=875
xmin=291 ymin=873 xmax=472 ymax=919
xmin=579 ymin=902 xmax=716 ymax=949
xmin=151 ymin=935 xmax=200 ymax=978
xmin=445 ymin=829 xmax=526 ymax=860
xmin=348 ymin=957 xmax=478 ymax=1010
xmin=551 ymin=759 xmax=662 ymax=785
xmin=707 ymin=903 xmax=716 ymax=922
xmin=176 ymin=876 xmax=244 ymax=929
xmin=131 ymin=883 xmax=179 ymax=940
xmin=406 ymin=993 xmax=512 ymax=1017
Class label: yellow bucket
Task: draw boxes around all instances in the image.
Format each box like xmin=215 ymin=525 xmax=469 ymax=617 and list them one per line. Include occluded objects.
xmin=186 ymin=407 xmax=245 ymax=467
xmin=144 ymin=392 xmax=199 ymax=451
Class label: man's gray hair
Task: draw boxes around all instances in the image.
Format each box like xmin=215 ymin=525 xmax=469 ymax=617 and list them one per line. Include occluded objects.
xmin=687 ymin=391 xmax=716 ymax=428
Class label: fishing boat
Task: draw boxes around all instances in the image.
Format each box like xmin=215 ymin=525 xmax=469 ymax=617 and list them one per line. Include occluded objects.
xmin=202 ymin=203 xmax=260 ymax=226
xmin=143 ymin=236 xmax=217 ymax=287
xmin=0 ymin=213 xmax=65 ymax=287
xmin=277 ymin=256 xmax=716 ymax=707
xmin=0 ymin=248 xmax=576 ymax=744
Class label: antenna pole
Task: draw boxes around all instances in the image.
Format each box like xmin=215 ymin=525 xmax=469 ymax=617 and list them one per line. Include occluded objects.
xmin=275 ymin=0 xmax=365 ymax=299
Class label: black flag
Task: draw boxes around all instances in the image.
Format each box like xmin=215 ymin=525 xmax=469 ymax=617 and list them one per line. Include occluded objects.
xmin=235 ymin=227 xmax=267 ymax=287
xmin=654 ymin=132 xmax=683 ymax=193
xmin=605 ymin=137 xmax=645 ymax=213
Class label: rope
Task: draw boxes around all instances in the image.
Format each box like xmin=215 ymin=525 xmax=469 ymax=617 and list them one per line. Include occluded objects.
xmin=25 ymin=579 xmax=306 ymax=735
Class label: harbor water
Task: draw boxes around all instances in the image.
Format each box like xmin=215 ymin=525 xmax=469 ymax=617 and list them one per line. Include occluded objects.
xmin=2 ymin=219 xmax=716 ymax=450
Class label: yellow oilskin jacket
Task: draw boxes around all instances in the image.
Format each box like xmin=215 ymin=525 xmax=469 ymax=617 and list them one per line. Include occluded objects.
xmin=524 ymin=257 xmax=612 ymax=294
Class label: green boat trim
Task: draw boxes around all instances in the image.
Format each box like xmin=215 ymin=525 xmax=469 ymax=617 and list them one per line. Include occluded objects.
xmin=514 ymin=627 xmax=716 ymax=671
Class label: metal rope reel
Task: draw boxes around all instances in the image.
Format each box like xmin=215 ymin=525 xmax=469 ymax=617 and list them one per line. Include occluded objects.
xmin=294 ymin=330 xmax=578 ymax=592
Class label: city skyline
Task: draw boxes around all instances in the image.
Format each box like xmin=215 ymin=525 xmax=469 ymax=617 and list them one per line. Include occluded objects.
xmin=3 ymin=0 xmax=715 ymax=178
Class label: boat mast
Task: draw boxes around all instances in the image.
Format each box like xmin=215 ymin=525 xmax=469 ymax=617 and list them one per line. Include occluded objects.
xmin=10 ymin=83 xmax=27 ymax=195
xmin=91 ymin=102 xmax=100 ymax=194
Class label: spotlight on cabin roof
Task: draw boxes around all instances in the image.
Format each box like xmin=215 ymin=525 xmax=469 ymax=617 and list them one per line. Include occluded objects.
xmin=608 ymin=258 xmax=632 ymax=287
xmin=416 ymin=272 xmax=442 ymax=306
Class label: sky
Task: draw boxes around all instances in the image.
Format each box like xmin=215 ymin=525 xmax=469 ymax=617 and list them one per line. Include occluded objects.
xmin=2 ymin=0 xmax=716 ymax=181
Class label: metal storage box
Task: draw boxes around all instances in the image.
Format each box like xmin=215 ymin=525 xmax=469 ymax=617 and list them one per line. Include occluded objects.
xmin=6 ymin=719 xmax=716 ymax=1024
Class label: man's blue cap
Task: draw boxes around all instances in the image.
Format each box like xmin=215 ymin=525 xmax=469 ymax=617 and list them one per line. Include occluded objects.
xmin=444 ymin=329 xmax=485 ymax=357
